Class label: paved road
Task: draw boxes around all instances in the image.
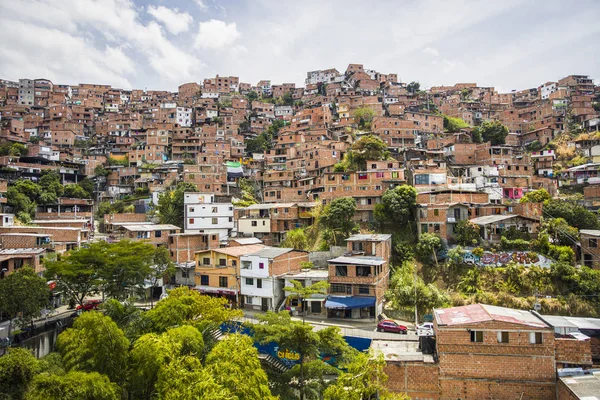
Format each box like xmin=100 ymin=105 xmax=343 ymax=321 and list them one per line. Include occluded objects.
xmin=240 ymin=314 xmax=419 ymax=341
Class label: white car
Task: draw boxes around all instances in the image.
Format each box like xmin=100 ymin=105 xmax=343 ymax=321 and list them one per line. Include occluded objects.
xmin=417 ymin=322 xmax=434 ymax=331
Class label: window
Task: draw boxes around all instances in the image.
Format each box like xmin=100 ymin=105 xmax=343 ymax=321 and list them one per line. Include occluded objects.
xmin=190 ymin=207 xmax=195 ymax=213
xmin=331 ymin=284 xmax=352 ymax=294
xmin=242 ymin=261 xmax=251 ymax=269
xmin=589 ymin=238 xmax=597 ymax=248
xmin=200 ymin=275 xmax=209 ymax=285
xmin=246 ymin=296 xmax=253 ymax=304
xmin=434 ymin=209 xmax=439 ymax=216
xmin=219 ymin=277 xmax=228 ymax=288
xmin=356 ymin=266 xmax=371 ymax=277
xmin=189 ymin=218 xmax=195 ymax=225
xmin=358 ymin=285 xmax=370 ymax=294
xmin=202 ymin=257 xmax=210 ymax=265
xmin=212 ymin=218 xmax=218 ymax=225
xmin=245 ymin=278 xmax=254 ymax=285
xmin=470 ymin=331 xmax=483 ymax=342
xmin=219 ymin=258 xmax=226 ymax=267
xmin=252 ymin=221 xmax=257 ymax=227
xmin=212 ymin=207 xmax=218 ymax=213
xmin=497 ymin=331 xmax=509 ymax=343
xmin=155 ymin=230 xmax=162 ymax=238
xmin=257 ymin=279 xmax=263 ymax=288
xmin=181 ymin=269 xmax=189 ymax=278
xmin=259 ymin=262 xmax=264 ymax=269
xmin=529 ymin=332 xmax=543 ymax=344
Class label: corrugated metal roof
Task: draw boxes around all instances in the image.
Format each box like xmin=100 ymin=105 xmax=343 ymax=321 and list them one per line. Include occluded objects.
xmin=434 ymin=304 xmax=548 ymax=328
xmin=580 ymin=229 xmax=600 ymax=237
xmin=248 ymin=247 xmax=296 ymax=259
xmin=231 ymin=237 xmax=263 ymax=245
xmin=346 ymin=234 xmax=392 ymax=242
xmin=0 ymin=248 xmax=46 ymax=255
xmin=121 ymin=224 xmax=181 ymax=231
xmin=200 ymin=244 xmax=265 ymax=257
xmin=328 ymin=256 xmax=385 ymax=266
xmin=469 ymin=214 xmax=518 ymax=225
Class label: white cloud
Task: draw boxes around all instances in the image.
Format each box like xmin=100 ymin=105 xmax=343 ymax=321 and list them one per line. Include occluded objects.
xmin=195 ymin=0 xmax=208 ymax=10
xmin=194 ymin=19 xmax=240 ymax=49
xmin=422 ymin=47 xmax=440 ymax=57
xmin=147 ymin=5 xmax=193 ymax=35
xmin=0 ymin=0 xmax=204 ymax=88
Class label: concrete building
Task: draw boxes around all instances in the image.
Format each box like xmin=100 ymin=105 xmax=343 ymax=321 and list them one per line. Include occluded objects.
xmin=184 ymin=193 xmax=234 ymax=240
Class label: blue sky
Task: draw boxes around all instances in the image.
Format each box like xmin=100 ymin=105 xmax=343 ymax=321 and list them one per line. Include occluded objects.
xmin=1 ymin=0 xmax=599 ymax=93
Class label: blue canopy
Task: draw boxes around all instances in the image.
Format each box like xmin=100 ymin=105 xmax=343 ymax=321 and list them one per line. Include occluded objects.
xmin=324 ymin=296 xmax=376 ymax=310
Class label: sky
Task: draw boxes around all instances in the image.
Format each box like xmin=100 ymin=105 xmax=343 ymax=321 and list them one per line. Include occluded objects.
xmin=1 ymin=0 xmax=599 ymax=93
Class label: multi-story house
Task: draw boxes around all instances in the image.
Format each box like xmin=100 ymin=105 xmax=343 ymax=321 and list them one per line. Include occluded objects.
xmin=240 ymin=247 xmax=308 ymax=312
xmin=184 ymin=193 xmax=234 ymax=240
xmin=325 ymin=234 xmax=391 ymax=319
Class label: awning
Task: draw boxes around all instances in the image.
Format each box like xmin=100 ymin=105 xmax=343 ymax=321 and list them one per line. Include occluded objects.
xmin=324 ymin=296 xmax=376 ymax=310
xmin=227 ymin=161 xmax=244 ymax=178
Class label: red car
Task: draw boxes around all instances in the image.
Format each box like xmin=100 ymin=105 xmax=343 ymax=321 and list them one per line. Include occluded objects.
xmin=377 ymin=319 xmax=408 ymax=334
xmin=76 ymin=299 xmax=103 ymax=311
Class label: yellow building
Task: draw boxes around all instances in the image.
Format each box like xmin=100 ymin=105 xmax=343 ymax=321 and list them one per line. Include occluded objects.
xmin=194 ymin=244 xmax=264 ymax=305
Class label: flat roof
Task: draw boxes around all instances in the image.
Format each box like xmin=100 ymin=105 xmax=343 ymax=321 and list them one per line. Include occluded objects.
xmin=230 ymin=237 xmax=263 ymax=245
xmin=197 ymin=244 xmax=265 ymax=257
xmin=0 ymin=248 xmax=46 ymax=255
xmin=121 ymin=224 xmax=181 ymax=231
xmin=346 ymin=234 xmax=391 ymax=242
xmin=248 ymin=247 xmax=296 ymax=259
xmin=469 ymin=214 xmax=519 ymax=225
xmin=435 ymin=304 xmax=548 ymax=328
xmin=559 ymin=373 xmax=600 ymax=400
xmin=32 ymin=219 xmax=90 ymax=223
xmin=328 ymin=256 xmax=385 ymax=266
xmin=285 ymin=269 xmax=329 ymax=279
xmin=370 ymin=340 xmax=432 ymax=363
xmin=0 ymin=233 xmax=52 ymax=237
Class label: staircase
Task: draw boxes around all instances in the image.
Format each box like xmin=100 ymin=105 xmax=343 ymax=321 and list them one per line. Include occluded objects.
xmin=258 ymin=353 xmax=289 ymax=374
xmin=209 ymin=328 xmax=224 ymax=341
xmin=275 ymin=297 xmax=287 ymax=312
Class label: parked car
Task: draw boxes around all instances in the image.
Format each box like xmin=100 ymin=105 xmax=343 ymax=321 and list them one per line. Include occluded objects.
xmin=76 ymin=299 xmax=103 ymax=311
xmin=377 ymin=319 xmax=408 ymax=334
xmin=417 ymin=322 xmax=434 ymax=331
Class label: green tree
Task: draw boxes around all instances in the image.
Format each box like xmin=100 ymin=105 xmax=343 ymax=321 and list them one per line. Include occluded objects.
xmin=94 ymin=165 xmax=111 ymax=177
xmin=352 ymin=107 xmax=375 ymax=130
xmin=406 ymin=81 xmax=420 ymax=94
xmin=472 ymin=120 xmax=509 ymax=145
xmin=544 ymin=198 xmax=600 ymax=230
xmin=0 ymin=347 xmax=41 ymax=399
xmin=7 ymin=179 xmax=43 ymax=219
xmin=375 ymin=184 xmax=417 ymax=233
xmin=206 ymin=334 xmax=276 ymax=400
xmin=472 ymin=128 xmax=483 ymax=143
xmin=145 ymin=286 xmax=243 ymax=334
xmin=320 ymin=197 xmax=358 ymax=246
xmin=26 ymin=371 xmax=121 ymax=400
xmin=128 ymin=325 xmax=205 ymax=400
xmin=43 ymin=242 xmax=106 ymax=307
xmin=252 ymin=311 xmax=349 ymax=400
xmin=443 ymin=115 xmax=469 ymax=133
xmin=416 ymin=233 xmax=443 ymax=267
xmin=284 ymin=279 xmax=330 ymax=323
xmin=63 ymin=184 xmax=90 ymax=199
xmin=57 ymin=312 xmax=129 ymax=385
xmin=0 ymin=267 xmax=49 ymax=336
xmin=544 ymin=218 xmax=579 ymax=247
xmin=39 ymin=171 xmax=64 ymax=203
xmin=246 ymin=91 xmax=259 ymax=102
xmin=457 ymin=268 xmax=481 ymax=295
xmin=324 ymin=351 xmax=410 ymax=400
xmin=10 ymin=142 xmax=28 ymax=156
xmin=155 ymin=357 xmax=235 ymax=400
xmin=100 ymin=240 xmax=156 ymax=300
xmin=148 ymin=246 xmax=176 ymax=307
xmin=520 ymin=188 xmax=551 ymax=203
xmin=386 ymin=262 xmax=449 ymax=322
xmin=77 ymin=178 xmax=95 ymax=198
xmin=348 ymin=134 xmax=389 ymax=170
xmin=453 ymin=220 xmax=481 ymax=246
xmin=157 ymin=182 xmax=198 ymax=227
xmin=280 ymin=228 xmax=309 ymax=250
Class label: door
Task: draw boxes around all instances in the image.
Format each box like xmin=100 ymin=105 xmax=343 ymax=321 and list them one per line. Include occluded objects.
xmin=311 ymin=301 xmax=321 ymax=314
xmin=261 ymin=297 xmax=269 ymax=312
xmin=454 ymin=208 xmax=461 ymax=221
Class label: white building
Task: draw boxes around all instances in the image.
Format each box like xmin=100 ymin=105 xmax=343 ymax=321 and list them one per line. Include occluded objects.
xmin=305 ymin=69 xmax=341 ymax=85
xmin=176 ymin=107 xmax=192 ymax=127
xmin=240 ymin=247 xmax=297 ymax=312
xmin=184 ymin=193 xmax=234 ymax=240
xmin=540 ymin=82 xmax=558 ymax=100
xmin=18 ymin=79 xmax=34 ymax=106
xmin=274 ymin=106 xmax=293 ymax=118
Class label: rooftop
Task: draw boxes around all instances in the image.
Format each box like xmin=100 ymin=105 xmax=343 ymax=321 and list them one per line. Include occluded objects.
xmin=370 ymin=340 xmax=433 ymax=363
xmin=248 ymin=247 xmax=297 ymax=259
xmin=285 ymin=269 xmax=329 ymax=279
xmin=346 ymin=234 xmax=392 ymax=242
xmin=328 ymin=256 xmax=385 ymax=266
xmin=121 ymin=224 xmax=181 ymax=232
xmin=559 ymin=372 xmax=600 ymax=400
xmin=580 ymin=229 xmax=600 ymax=237
xmin=434 ymin=304 xmax=548 ymax=328
xmin=230 ymin=237 xmax=263 ymax=245
xmin=197 ymin=244 xmax=265 ymax=257
xmin=468 ymin=214 xmax=538 ymax=225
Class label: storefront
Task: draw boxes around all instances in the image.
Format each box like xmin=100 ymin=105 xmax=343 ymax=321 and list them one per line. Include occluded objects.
xmin=324 ymin=296 xmax=376 ymax=319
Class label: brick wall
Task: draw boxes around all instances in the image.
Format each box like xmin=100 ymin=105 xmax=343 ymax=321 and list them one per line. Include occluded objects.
xmin=384 ymin=362 xmax=440 ymax=399
xmin=271 ymin=251 xmax=308 ymax=276
xmin=439 ymin=378 xmax=555 ymax=400
xmin=0 ymin=227 xmax=82 ymax=244
xmin=557 ymin=379 xmax=579 ymax=400
xmin=555 ymin=338 xmax=593 ymax=367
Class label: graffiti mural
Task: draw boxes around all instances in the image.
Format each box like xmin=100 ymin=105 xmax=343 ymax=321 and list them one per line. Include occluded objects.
xmin=462 ymin=251 xmax=552 ymax=268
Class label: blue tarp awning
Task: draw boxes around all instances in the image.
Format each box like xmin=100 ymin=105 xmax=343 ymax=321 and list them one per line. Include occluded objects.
xmin=324 ymin=296 xmax=376 ymax=310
